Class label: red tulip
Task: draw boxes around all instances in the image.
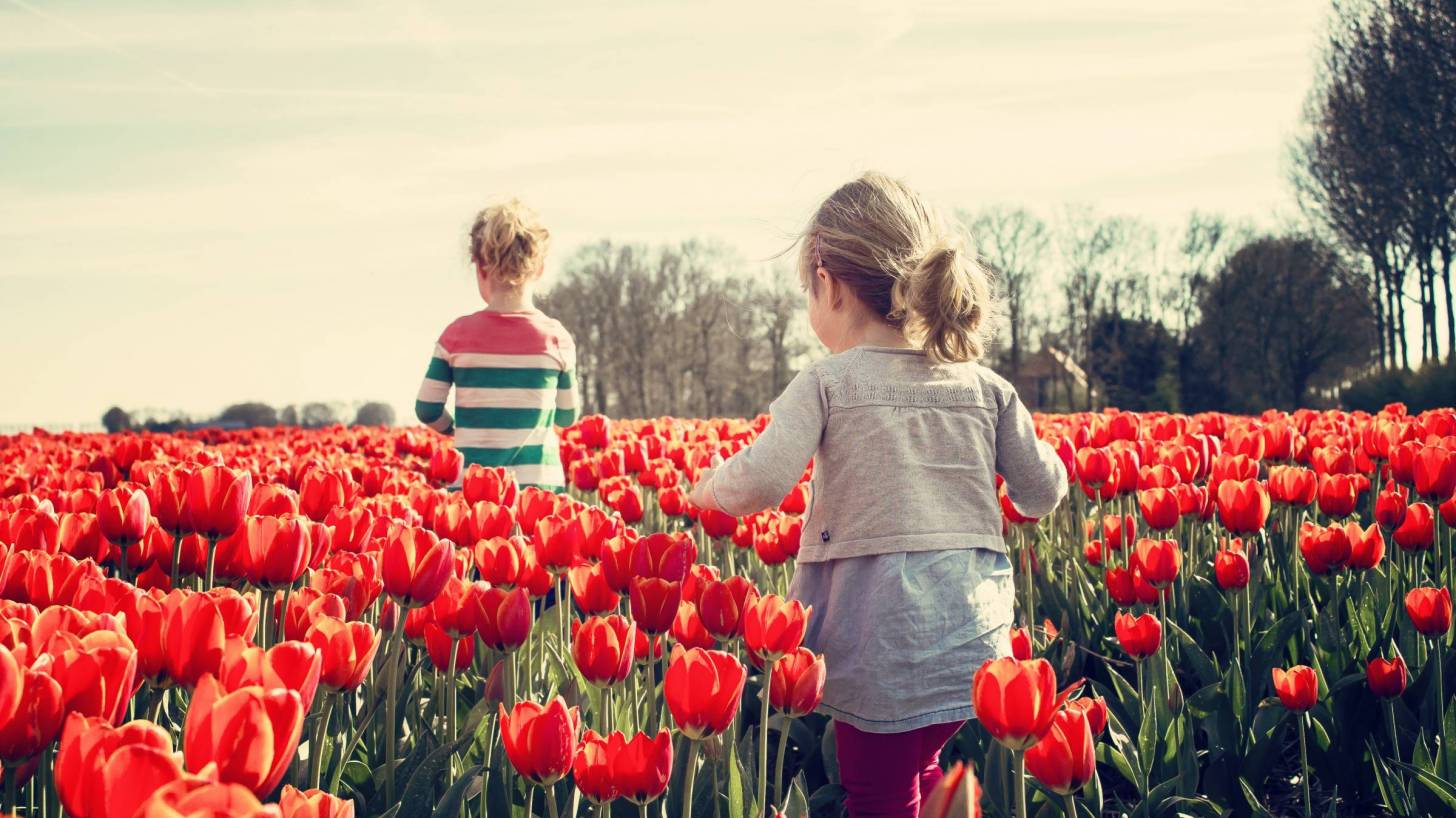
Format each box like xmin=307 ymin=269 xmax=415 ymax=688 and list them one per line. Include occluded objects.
xmin=1413 ymin=444 xmax=1456 ymax=500
xmin=381 ymin=526 xmax=454 ymax=608
xmin=181 ymin=466 xmax=253 ymax=538
xmin=572 ymin=615 xmax=636 ymax=688
xmin=162 ymin=591 xmax=230 ymax=688
xmin=279 ymin=588 xmax=347 ymax=642
xmin=97 ymin=487 xmax=150 ymax=545
xmin=1375 ymin=481 xmax=1408 ymax=529
xmin=1214 ymin=548 xmax=1250 ymax=590
xmin=671 ymin=602 xmax=717 ymax=650
xmin=462 ymin=465 xmax=518 ymax=508
xmin=183 ymin=674 xmax=304 ymax=796
xmin=1316 ymin=473 xmax=1361 ymax=519
xmin=0 ymin=666 xmax=64 ymax=762
xmin=970 ymin=657 xmax=1066 ymax=751
xmin=473 ymin=536 xmax=529 ymax=589
xmin=769 ymin=648 xmax=825 ymax=717
xmin=743 ymin=594 xmax=810 ymax=662
xmin=306 ymin=616 xmax=380 ymax=692
xmin=238 ymin=515 xmax=312 ymax=588
xmin=1075 ymin=448 xmax=1113 ymax=488
xmin=629 ymin=578 xmax=681 ymax=636
xmin=631 ymin=532 xmax=696 ymax=582
xmin=568 ymin=563 xmax=619 ymax=616
xmin=1104 ymin=568 xmax=1137 ymax=608
xmin=1114 ymin=612 xmax=1161 ymax=660
xmin=1268 ymin=465 xmax=1317 ymax=506
xmin=468 ymin=585 xmax=532 ymax=651
xmin=1138 ymin=488 xmax=1180 ymax=531
xmin=499 ymin=697 xmax=581 ymax=786
xmin=423 ymin=623 xmax=475 ymax=671
xmin=1367 ymin=656 xmax=1407 ymax=699
xmin=1405 ymin=587 xmax=1452 ymax=636
xmin=1298 ymin=522 xmax=1351 ymax=575
xmin=1133 ymin=538 xmax=1179 ymax=587
xmin=664 ymin=646 xmax=747 ymax=740
xmin=279 ymin=785 xmax=355 ymax=818
xmin=1065 ymin=695 xmax=1108 ymax=736
xmin=1394 ymin=503 xmax=1435 ymax=551
xmin=1345 ymin=522 xmax=1385 ymax=571
xmin=218 ymin=640 xmax=322 ymax=712
xmin=921 ymin=760 xmax=981 ymax=818
xmin=612 ymin=730 xmax=673 ymax=805
xmin=48 ymin=641 xmax=138 ymax=725
xmin=698 ymin=576 xmax=760 ymax=642
xmin=1271 ymin=665 xmax=1318 ymax=711
xmin=1024 ymin=707 xmax=1096 ymax=795
xmin=572 ymin=729 xmax=618 ymax=805
xmin=298 ymin=470 xmax=349 ymax=523
xmin=1216 ymin=479 xmax=1270 ymax=534
xmin=427 ymin=447 xmax=464 ymax=487
xmin=55 ymin=713 xmax=179 ymax=818
xmin=1009 ymin=627 xmax=1032 ymax=660
xmin=131 ymin=778 xmax=277 ymax=818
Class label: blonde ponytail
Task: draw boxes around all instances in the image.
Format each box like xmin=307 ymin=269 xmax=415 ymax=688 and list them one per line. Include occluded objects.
xmin=802 ymin=172 xmax=999 ymax=364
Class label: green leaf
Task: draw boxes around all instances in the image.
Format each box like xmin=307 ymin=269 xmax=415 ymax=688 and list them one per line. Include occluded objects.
xmin=728 ymin=749 xmax=746 ymax=818
xmin=432 ymin=765 xmax=483 ymax=818
xmin=399 ymin=731 xmax=476 ymax=818
xmin=1365 ymin=737 xmax=1412 ymax=817
xmin=1389 ymin=759 xmax=1456 ymax=812
xmin=784 ymin=774 xmax=810 ymax=818
xmin=1170 ymin=621 xmax=1221 ymax=688
xmin=1238 ymin=777 xmax=1277 ymax=818
xmin=820 ymin=721 xmax=840 ymax=785
xmin=808 ymin=784 xmax=847 ymax=818
xmin=1185 ymin=683 xmax=1226 ymax=720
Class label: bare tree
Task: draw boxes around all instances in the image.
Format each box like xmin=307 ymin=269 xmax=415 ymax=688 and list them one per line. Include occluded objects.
xmin=964 ymin=207 xmax=1049 ymax=377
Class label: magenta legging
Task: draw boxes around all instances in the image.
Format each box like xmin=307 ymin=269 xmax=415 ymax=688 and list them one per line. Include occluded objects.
xmin=835 ymin=720 xmax=966 ymax=818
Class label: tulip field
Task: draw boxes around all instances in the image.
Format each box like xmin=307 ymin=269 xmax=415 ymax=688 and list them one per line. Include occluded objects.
xmin=0 ymin=403 xmax=1454 ymax=818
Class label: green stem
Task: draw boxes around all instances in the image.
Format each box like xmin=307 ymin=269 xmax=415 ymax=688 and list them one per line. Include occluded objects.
xmin=758 ymin=663 xmax=773 ymax=816
xmin=384 ymin=610 xmax=405 ymax=805
xmin=1434 ymin=638 xmax=1445 ymax=735
xmin=310 ymin=693 xmax=335 ymax=789
xmin=1386 ymin=698 xmax=1401 ymax=764
xmin=1063 ymin=792 xmax=1078 ymax=818
xmin=446 ymin=656 xmax=458 ymax=779
xmin=3 ymin=767 xmax=14 ymax=818
xmin=1298 ymin=713 xmax=1312 ymax=818
xmin=638 ymin=801 xmax=648 ymax=818
xmin=1014 ymin=750 xmax=1027 ymax=818
xmin=774 ymin=712 xmax=792 ymax=808
xmin=682 ymin=740 xmax=701 ymax=818
xmin=205 ymin=535 xmax=218 ymax=590
xmin=544 ymin=786 xmax=560 ymax=818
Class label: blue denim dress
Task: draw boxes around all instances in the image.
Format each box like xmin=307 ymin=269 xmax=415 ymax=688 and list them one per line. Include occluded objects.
xmin=788 ymin=547 xmax=1015 ymax=734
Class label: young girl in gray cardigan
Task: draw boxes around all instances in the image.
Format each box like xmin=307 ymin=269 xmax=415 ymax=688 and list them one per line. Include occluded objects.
xmin=688 ymin=172 xmax=1067 ymax=818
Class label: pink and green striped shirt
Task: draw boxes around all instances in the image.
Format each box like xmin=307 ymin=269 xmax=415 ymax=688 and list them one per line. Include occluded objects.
xmin=414 ymin=309 xmax=579 ymax=489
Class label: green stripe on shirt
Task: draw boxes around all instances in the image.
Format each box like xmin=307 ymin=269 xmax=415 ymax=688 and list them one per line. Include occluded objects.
xmin=415 ymin=399 xmax=446 ymax=423
xmin=457 ymin=444 xmax=561 ymax=466
xmin=454 ymin=367 xmax=560 ymax=389
xmin=455 ymin=406 xmax=558 ymax=429
xmin=425 ymin=356 xmax=453 ymax=381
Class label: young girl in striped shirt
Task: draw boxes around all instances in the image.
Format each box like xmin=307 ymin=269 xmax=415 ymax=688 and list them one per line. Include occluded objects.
xmin=415 ymin=199 xmax=579 ymax=490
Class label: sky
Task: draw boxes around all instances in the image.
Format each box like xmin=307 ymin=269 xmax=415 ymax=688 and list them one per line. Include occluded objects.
xmin=0 ymin=0 xmax=1329 ymax=428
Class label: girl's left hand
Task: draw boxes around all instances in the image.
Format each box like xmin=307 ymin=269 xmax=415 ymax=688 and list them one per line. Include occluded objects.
xmin=687 ymin=467 xmax=719 ymax=511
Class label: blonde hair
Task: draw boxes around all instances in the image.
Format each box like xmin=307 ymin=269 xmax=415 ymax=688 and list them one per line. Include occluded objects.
xmin=800 ymin=171 xmax=999 ymax=363
xmin=468 ymin=198 xmax=551 ymax=289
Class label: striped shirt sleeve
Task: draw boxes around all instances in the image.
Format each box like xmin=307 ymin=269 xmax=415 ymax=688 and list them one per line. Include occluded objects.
xmin=415 ymin=341 xmax=455 ymax=432
xmin=554 ymin=334 xmax=579 ymax=427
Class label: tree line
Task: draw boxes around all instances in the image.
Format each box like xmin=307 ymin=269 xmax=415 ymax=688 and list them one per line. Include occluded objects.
xmin=1293 ymin=0 xmax=1456 ymax=371
xmin=100 ymin=401 xmax=397 ymax=433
